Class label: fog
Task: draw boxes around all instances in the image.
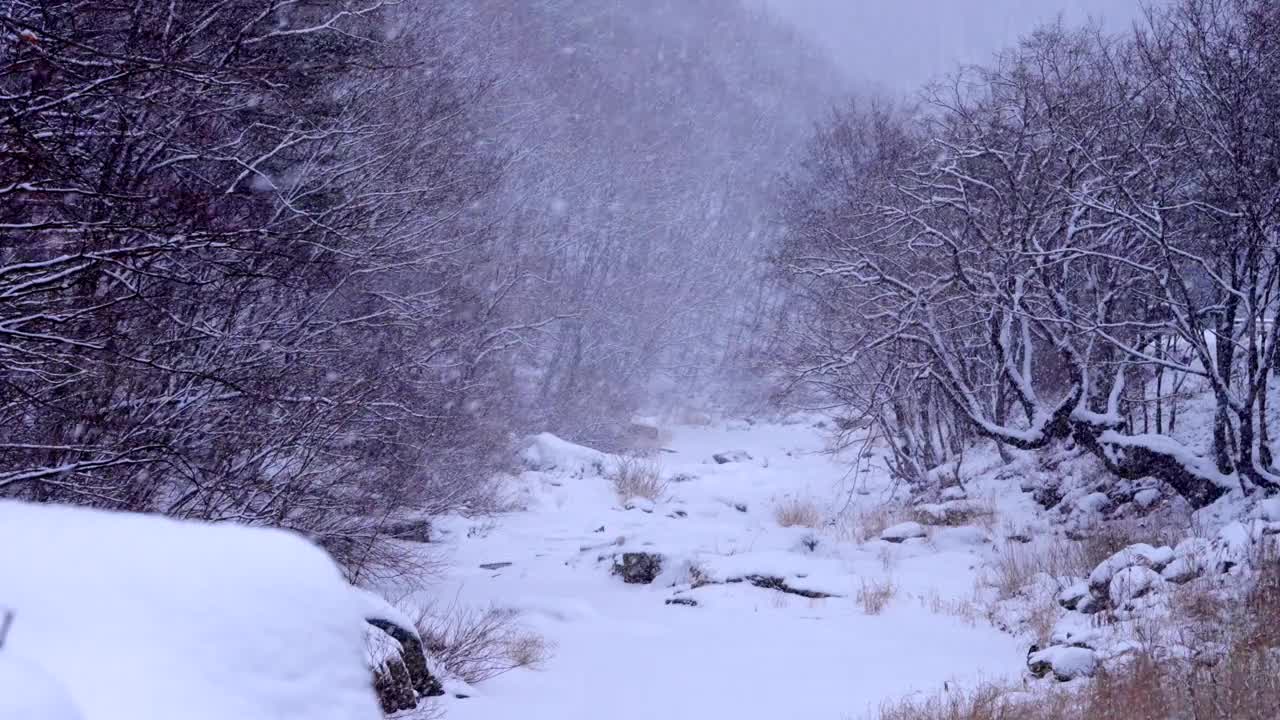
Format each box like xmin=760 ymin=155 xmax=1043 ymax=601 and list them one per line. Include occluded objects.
xmin=764 ymin=0 xmax=1165 ymax=92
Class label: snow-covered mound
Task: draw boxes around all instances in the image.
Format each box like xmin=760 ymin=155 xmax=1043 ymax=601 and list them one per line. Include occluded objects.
xmin=0 ymin=501 xmax=381 ymax=720
xmin=519 ymin=432 xmax=609 ymax=475
xmin=0 ymin=653 xmax=84 ymax=720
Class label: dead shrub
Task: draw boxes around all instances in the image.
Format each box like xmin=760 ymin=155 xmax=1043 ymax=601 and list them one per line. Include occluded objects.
xmin=857 ymin=577 xmax=897 ymax=614
xmin=774 ymin=497 xmax=823 ymax=528
xmin=415 ymin=602 xmax=554 ymax=684
xmin=987 ymin=538 xmax=1090 ymax=600
xmin=609 ymin=456 xmax=667 ymax=502
xmin=835 ymin=503 xmax=907 ymax=544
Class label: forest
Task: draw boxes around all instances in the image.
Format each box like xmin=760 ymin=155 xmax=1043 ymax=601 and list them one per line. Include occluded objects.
xmin=3 ymin=1 xmax=1280 ymax=719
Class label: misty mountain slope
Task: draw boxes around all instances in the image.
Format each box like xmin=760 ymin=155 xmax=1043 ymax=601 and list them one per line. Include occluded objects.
xmin=406 ymin=418 xmax=1028 ymax=720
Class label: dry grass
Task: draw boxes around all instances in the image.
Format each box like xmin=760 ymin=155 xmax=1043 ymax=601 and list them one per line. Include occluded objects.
xmin=986 ymin=538 xmax=1091 ymax=600
xmin=857 ymin=576 xmax=897 ymax=614
xmin=774 ymin=497 xmax=823 ymax=528
xmin=834 ymin=502 xmax=908 ymax=544
xmin=414 ymin=602 xmax=554 ymax=684
xmin=872 ymin=554 xmax=1280 ymax=720
xmin=609 ymin=455 xmax=667 ymax=502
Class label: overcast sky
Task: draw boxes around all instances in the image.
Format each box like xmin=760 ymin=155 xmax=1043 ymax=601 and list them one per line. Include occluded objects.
xmin=763 ymin=0 xmax=1163 ymax=93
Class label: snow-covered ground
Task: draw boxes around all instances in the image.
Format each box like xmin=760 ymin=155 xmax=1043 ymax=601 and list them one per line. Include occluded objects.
xmin=416 ymin=418 xmax=1027 ymax=720
xmin=0 ymin=501 xmax=382 ymax=720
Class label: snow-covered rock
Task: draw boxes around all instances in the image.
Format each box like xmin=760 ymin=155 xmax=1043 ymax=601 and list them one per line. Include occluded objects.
xmin=623 ymin=497 xmax=656 ymax=513
xmin=1161 ymin=537 xmax=1212 ymax=584
xmin=1075 ymin=492 xmax=1112 ymax=515
xmin=1028 ymin=645 xmax=1097 ymax=681
xmin=881 ymin=521 xmax=927 ymax=543
xmin=520 ymin=432 xmax=609 ymax=475
xmin=1109 ymin=566 xmax=1166 ymax=610
xmin=1088 ymin=543 xmax=1175 ymax=595
xmin=712 ymin=449 xmax=752 ymax=464
xmin=1259 ymin=497 xmax=1280 ymax=523
xmin=1050 ymin=615 xmax=1102 ymax=649
xmin=1213 ymin=521 xmax=1253 ymax=573
xmin=1133 ymin=488 xmax=1162 ymax=510
xmin=612 ymin=552 xmax=664 ymax=584
xmin=1056 ymin=581 xmax=1090 ymax=610
xmin=0 ymin=500 xmax=382 ymax=720
xmin=0 ymin=653 xmax=84 ymax=720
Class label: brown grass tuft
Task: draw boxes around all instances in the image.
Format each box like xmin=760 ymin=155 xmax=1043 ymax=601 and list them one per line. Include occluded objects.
xmin=857 ymin=576 xmax=897 ymax=614
xmin=609 ymin=455 xmax=667 ymax=502
xmin=774 ymin=497 xmax=823 ymax=528
xmin=415 ymin=602 xmax=554 ymax=684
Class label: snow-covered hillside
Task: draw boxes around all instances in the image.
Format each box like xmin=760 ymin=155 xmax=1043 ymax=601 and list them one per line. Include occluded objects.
xmin=409 ymin=418 xmax=1030 ymax=720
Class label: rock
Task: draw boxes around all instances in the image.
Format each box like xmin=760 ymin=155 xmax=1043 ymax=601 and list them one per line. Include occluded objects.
xmin=1056 ymin=581 xmax=1090 ymax=610
xmin=1075 ymin=492 xmax=1112 ymax=515
xmin=1213 ymin=522 xmax=1253 ymax=573
xmin=623 ymin=497 xmax=656 ymax=513
xmin=1109 ymin=566 xmax=1165 ymax=609
xmin=881 ymin=521 xmax=927 ymax=543
xmin=1133 ymin=488 xmax=1161 ymax=510
xmin=367 ymin=617 xmax=444 ymax=705
xmin=665 ymin=597 xmax=698 ymax=607
xmin=733 ymin=502 xmax=748 ymax=513
xmin=667 ymin=510 xmax=688 ymax=519
xmin=1028 ymin=646 xmax=1097 ymax=682
xmin=383 ymin=518 xmax=432 ymax=543
xmin=1050 ymin=618 xmax=1101 ymax=649
xmin=478 ymin=562 xmax=512 ymax=571
xmin=593 ymin=525 xmax=606 ymax=533
xmin=612 ymin=552 xmax=664 ymax=584
xmin=1088 ymin=543 xmax=1175 ymax=597
xmin=713 ymin=450 xmax=753 ymax=464
xmin=1076 ymin=593 xmax=1102 ymax=615
xmin=1161 ymin=557 xmax=1201 ymax=584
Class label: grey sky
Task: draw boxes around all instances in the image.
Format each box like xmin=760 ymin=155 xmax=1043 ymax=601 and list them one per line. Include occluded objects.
xmin=763 ymin=0 xmax=1163 ymax=93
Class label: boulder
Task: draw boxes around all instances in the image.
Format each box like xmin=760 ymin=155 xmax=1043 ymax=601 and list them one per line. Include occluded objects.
xmin=1109 ymin=566 xmax=1165 ymax=610
xmin=612 ymin=552 xmax=664 ymax=584
xmin=1056 ymin=581 xmax=1090 ymax=611
xmin=712 ymin=450 xmax=753 ymax=464
xmin=1028 ymin=646 xmax=1097 ymax=682
xmin=881 ymin=521 xmax=927 ymax=543
xmin=1088 ymin=543 xmax=1175 ymax=597
xmin=1133 ymin=488 xmax=1162 ymax=510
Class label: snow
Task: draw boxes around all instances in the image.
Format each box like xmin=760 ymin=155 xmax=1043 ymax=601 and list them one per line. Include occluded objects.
xmin=0 ymin=653 xmax=84 ymax=720
xmin=1028 ymin=645 xmax=1096 ymax=681
xmin=0 ymin=501 xmax=381 ymax=720
xmin=406 ymin=418 xmax=1026 ymax=720
xmin=1087 ymin=543 xmax=1175 ymax=592
xmin=881 ymin=521 xmax=928 ymax=542
xmin=1108 ymin=566 xmax=1165 ymax=609
xmin=519 ymin=432 xmax=609 ymax=475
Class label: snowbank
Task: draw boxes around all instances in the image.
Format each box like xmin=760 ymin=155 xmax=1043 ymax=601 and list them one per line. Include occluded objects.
xmin=0 ymin=653 xmax=84 ymax=720
xmin=0 ymin=501 xmax=381 ymax=720
xmin=519 ymin=432 xmax=609 ymax=475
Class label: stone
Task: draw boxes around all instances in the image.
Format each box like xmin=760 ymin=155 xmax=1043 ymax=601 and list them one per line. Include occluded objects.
xmin=1109 ymin=566 xmax=1165 ymax=610
xmin=366 ymin=617 xmax=444 ymax=704
xmin=881 ymin=521 xmax=927 ymax=543
xmin=1133 ymin=488 xmax=1162 ymax=510
xmin=1056 ymin=581 xmax=1090 ymax=611
xmin=712 ymin=450 xmax=752 ymax=464
xmin=612 ymin=552 xmax=664 ymax=584
xmin=1028 ymin=646 xmax=1097 ymax=682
